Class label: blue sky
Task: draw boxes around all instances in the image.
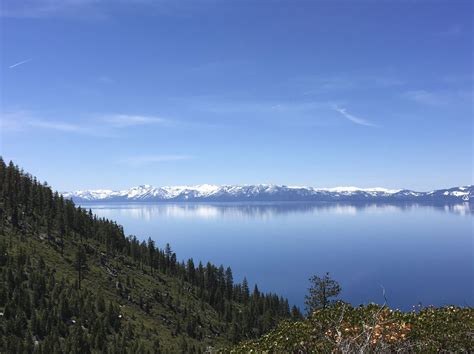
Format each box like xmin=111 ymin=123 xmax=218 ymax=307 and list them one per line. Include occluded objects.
xmin=1 ymin=0 xmax=472 ymax=191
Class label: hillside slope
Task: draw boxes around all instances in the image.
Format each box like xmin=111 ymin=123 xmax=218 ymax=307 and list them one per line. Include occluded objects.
xmin=0 ymin=159 xmax=296 ymax=353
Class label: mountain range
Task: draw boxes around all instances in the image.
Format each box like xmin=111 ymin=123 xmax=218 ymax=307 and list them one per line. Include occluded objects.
xmin=63 ymin=184 xmax=473 ymax=203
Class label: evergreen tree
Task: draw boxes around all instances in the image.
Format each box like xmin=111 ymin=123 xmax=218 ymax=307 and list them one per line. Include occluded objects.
xmin=291 ymin=305 xmax=303 ymax=320
xmin=305 ymin=272 xmax=341 ymax=314
xmin=74 ymin=245 xmax=88 ymax=289
xmin=242 ymin=277 xmax=250 ymax=304
xmin=225 ymin=266 xmax=233 ymax=300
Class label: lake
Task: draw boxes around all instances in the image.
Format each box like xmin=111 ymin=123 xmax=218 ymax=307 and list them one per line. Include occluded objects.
xmin=82 ymin=202 xmax=473 ymax=311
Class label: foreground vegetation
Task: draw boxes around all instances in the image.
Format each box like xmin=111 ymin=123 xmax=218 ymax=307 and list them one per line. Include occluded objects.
xmin=228 ymin=303 xmax=473 ymax=353
xmin=0 ymin=159 xmax=297 ymax=353
xmin=227 ymin=271 xmax=473 ymax=352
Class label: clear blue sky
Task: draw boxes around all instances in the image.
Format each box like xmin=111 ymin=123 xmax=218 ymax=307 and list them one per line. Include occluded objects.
xmin=1 ymin=0 xmax=472 ymax=191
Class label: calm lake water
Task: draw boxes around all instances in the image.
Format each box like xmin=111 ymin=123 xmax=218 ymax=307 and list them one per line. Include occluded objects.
xmin=82 ymin=202 xmax=473 ymax=310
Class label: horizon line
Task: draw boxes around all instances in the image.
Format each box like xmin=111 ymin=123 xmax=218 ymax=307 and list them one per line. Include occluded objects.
xmin=62 ymin=183 xmax=473 ymax=194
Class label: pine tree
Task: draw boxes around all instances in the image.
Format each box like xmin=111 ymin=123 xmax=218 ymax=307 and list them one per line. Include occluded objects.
xmin=187 ymin=258 xmax=196 ymax=284
xmin=242 ymin=277 xmax=250 ymax=304
xmin=291 ymin=305 xmax=303 ymax=320
xmin=74 ymin=245 xmax=87 ymax=289
xmin=225 ymin=266 xmax=233 ymax=300
xmin=304 ymin=272 xmax=341 ymax=314
xmin=148 ymin=237 xmax=155 ymax=274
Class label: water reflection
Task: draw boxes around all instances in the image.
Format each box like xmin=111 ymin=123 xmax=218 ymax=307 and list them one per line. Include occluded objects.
xmin=81 ymin=202 xmax=472 ymax=221
xmin=80 ymin=201 xmax=473 ymax=310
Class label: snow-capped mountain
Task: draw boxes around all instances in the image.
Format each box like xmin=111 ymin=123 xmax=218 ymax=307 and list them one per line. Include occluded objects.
xmin=62 ymin=184 xmax=473 ymax=203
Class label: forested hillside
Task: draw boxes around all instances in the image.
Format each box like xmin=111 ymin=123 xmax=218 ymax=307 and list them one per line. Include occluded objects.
xmin=0 ymin=158 xmax=299 ymax=353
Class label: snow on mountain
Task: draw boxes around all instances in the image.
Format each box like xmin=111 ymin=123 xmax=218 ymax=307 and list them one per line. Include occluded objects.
xmin=62 ymin=185 xmax=473 ymax=203
xmin=319 ymin=187 xmax=402 ymax=195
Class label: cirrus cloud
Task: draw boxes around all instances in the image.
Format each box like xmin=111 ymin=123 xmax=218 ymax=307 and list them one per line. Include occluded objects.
xmin=332 ymin=105 xmax=377 ymax=127
xmin=0 ymin=110 xmax=173 ymax=137
xmin=101 ymin=114 xmax=169 ymax=127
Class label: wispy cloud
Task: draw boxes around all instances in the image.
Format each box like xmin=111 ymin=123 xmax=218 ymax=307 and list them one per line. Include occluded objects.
xmin=27 ymin=120 xmax=114 ymax=137
xmin=9 ymin=58 xmax=32 ymax=69
xmin=297 ymin=74 xmax=404 ymax=95
xmin=402 ymin=90 xmax=473 ymax=106
xmin=1 ymin=110 xmax=178 ymax=137
xmin=28 ymin=120 xmax=84 ymax=132
xmin=101 ymin=114 xmax=168 ymax=127
xmin=120 ymin=155 xmax=193 ymax=166
xmin=402 ymin=90 xmax=441 ymax=106
xmin=1 ymin=110 xmax=109 ymax=137
xmin=190 ymin=96 xmax=328 ymax=115
xmin=188 ymin=96 xmax=384 ymax=128
xmin=332 ymin=105 xmax=376 ymax=127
